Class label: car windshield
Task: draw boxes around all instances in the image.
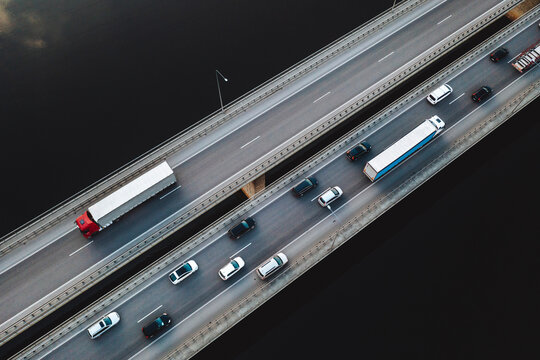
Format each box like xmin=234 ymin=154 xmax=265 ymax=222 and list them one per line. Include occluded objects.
xmin=231 ymin=260 xmax=239 ymax=269
xmin=241 ymin=221 xmax=249 ymax=229
xmin=169 ymin=273 xmax=177 ymax=282
xmin=331 ymin=188 xmax=339 ymax=196
xmin=274 ymin=256 xmax=283 ymax=265
xmin=177 ymin=263 xmax=191 ymax=276
xmin=103 ymin=317 xmax=112 ymax=326
xmin=156 ymin=318 xmax=164 ymax=327
xmin=305 ymin=179 xmax=313 ymax=186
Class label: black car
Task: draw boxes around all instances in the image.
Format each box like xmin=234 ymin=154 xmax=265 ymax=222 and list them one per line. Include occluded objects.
xmin=291 ymin=177 xmax=318 ymax=197
xmin=142 ymin=313 xmax=172 ymax=338
xmin=472 ymin=86 xmax=493 ymax=102
xmin=346 ymin=141 xmax=371 ymax=161
xmin=228 ymin=217 xmax=256 ymax=239
xmin=489 ymin=47 xmax=509 ymax=62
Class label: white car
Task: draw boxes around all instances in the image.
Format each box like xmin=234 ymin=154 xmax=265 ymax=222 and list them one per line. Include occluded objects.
xmin=426 ymin=84 xmax=453 ymax=105
xmin=218 ymin=257 xmax=245 ymax=280
xmin=257 ymin=252 xmax=288 ymax=279
xmin=87 ymin=312 xmax=120 ymax=339
xmin=169 ymin=260 xmax=198 ymax=285
xmin=318 ymin=186 xmax=343 ymax=207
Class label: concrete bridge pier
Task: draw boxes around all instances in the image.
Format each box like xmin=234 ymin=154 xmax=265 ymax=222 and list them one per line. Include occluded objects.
xmin=241 ymin=174 xmax=266 ymax=198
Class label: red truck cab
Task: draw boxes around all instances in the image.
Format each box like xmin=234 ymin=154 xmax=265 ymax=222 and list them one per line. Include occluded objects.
xmin=75 ymin=212 xmax=100 ymax=239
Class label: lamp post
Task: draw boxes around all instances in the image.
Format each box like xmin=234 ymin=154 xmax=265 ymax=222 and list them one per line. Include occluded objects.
xmin=216 ymin=69 xmax=228 ymax=113
xmin=392 ymin=0 xmax=398 ymax=12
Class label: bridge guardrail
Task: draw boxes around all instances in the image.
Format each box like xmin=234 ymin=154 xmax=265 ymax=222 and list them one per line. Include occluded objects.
xmin=0 ymin=0 xmax=424 ymax=255
xmin=1 ymin=0 xmax=523 ymax=347
xmin=12 ymin=4 xmax=539 ymax=357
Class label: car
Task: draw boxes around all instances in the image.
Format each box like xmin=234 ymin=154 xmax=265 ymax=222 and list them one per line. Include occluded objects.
xmin=218 ymin=256 xmax=245 ymax=280
xmin=426 ymin=83 xmax=453 ymax=105
xmin=471 ymin=86 xmax=493 ymax=102
xmin=169 ymin=260 xmax=198 ymax=284
xmin=87 ymin=312 xmax=120 ymax=339
xmin=142 ymin=313 xmax=172 ymax=338
xmin=228 ymin=217 xmax=256 ymax=239
xmin=346 ymin=141 xmax=371 ymax=161
xmin=257 ymin=252 xmax=288 ymax=279
xmin=489 ymin=47 xmax=509 ymax=62
xmin=291 ymin=177 xmax=318 ymax=197
xmin=317 ymin=186 xmax=343 ymax=207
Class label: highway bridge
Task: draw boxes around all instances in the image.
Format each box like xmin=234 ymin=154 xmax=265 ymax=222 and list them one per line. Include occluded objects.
xmin=1 ymin=0 xmax=539 ymax=358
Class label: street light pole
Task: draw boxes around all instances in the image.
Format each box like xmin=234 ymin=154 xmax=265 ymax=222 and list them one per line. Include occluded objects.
xmin=216 ymin=69 xmax=228 ymax=113
xmin=392 ymin=0 xmax=398 ymax=12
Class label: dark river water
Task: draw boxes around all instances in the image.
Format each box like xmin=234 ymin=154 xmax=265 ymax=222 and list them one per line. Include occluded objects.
xmin=0 ymin=0 xmax=538 ymax=358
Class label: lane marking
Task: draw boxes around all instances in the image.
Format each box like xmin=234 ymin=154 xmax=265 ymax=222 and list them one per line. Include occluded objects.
xmin=175 ymin=0 xmax=449 ymax=166
xmin=377 ymin=51 xmax=394 ymax=62
xmin=437 ymin=14 xmax=452 ymax=25
xmin=313 ymin=91 xmax=331 ymax=103
xmin=229 ymin=243 xmax=252 ymax=258
xmin=507 ymin=52 xmax=521 ymax=63
xmin=137 ymin=305 xmax=162 ymax=323
xmin=240 ymin=136 xmax=261 ymax=149
xmin=68 ymin=241 xmax=94 ymax=257
xmin=0 ymin=225 xmax=77 ymax=276
xmin=448 ymin=92 xmax=465 ymax=104
xmin=159 ymin=185 xmax=181 ymax=200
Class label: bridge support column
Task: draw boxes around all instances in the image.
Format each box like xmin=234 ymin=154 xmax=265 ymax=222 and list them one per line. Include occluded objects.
xmin=241 ymin=175 xmax=265 ymax=198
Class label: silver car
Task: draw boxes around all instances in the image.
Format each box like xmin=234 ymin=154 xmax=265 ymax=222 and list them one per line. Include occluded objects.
xmin=87 ymin=312 xmax=120 ymax=339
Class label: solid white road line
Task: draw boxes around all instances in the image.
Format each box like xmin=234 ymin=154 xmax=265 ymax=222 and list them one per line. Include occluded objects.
xmin=437 ymin=14 xmax=452 ymax=25
xmin=137 ymin=305 xmax=162 ymax=324
xmin=313 ymin=91 xmax=331 ymax=103
xmin=68 ymin=241 xmax=94 ymax=257
xmin=229 ymin=243 xmax=252 ymax=258
xmin=507 ymin=52 xmax=521 ymax=63
xmin=240 ymin=136 xmax=261 ymax=149
xmin=159 ymin=185 xmax=181 ymax=200
xmin=449 ymin=92 xmax=465 ymax=104
xmin=377 ymin=51 xmax=394 ymax=62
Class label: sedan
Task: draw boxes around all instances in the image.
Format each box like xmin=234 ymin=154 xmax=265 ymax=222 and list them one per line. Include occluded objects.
xmin=142 ymin=313 xmax=172 ymax=338
xmin=346 ymin=141 xmax=371 ymax=161
xmin=317 ymin=186 xmax=343 ymax=207
xmin=472 ymin=86 xmax=493 ymax=102
xmin=169 ymin=260 xmax=198 ymax=285
xmin=218 ymin=257 xmax=245 ymax=280
xmin=489 ymin=47 xmax=509 ymax=62
xmin=228 ymin=217 xmax=256 ymax=239
xmin=87 ymin=312 xmax=120 ymax=339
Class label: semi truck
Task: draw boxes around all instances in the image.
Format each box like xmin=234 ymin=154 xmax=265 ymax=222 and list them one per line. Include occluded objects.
xmin=364 ymin=116 xmax=445 ymax=182
xmin=511 ymin=39 xmax=540 ymax=73
xmin=75 ymin=161 xmax=177 ymax=238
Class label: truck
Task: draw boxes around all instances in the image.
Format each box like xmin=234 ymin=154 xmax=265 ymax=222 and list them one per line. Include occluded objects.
xmin=363 ymin=116 xmax=445 ymax=182
xmin=75 ymin=161 xmax=177 ymax=238
xmin=511 ymin=39 xmax=540 ymax=73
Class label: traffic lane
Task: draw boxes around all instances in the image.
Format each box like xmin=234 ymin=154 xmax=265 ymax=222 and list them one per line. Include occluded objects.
xmin=0 ymin=183 xmax=186 ymax=325
xmin=167 ymin=0 xmax=503 ymax=205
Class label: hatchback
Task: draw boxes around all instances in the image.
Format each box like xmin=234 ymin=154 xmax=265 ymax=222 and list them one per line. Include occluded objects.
xmin=472 ymin=86 xmax=492 ymax=102
xmin=228 ymin=217 xmax=256 ymax=239
xmin=142 ymin=313 xmax=172 ymax=338
xmin=318 ymin=186 xmax=343 ymax=207
xmin=346 ymin=141 xmax=371 ymax=161
xmin=169 ymin=260 xmax=198 ymax=285
xmin=218 ymin=257 xmax=245 ymax=280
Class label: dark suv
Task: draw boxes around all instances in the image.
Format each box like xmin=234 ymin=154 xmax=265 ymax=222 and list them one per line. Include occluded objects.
xmin=291 ymin=177 xmax=318 ymax=197
xmin=346 ymin=141 xmax=371 ymax=161
xmin=228 ymin=217 xmax=256 ymax=239
xmin=472 ymin=86 xmax=492 ymax=102
xmin=142 ymin=313 xmax=171 ymax=338
xmin=489 ymin=47 xmax=509 ymax=62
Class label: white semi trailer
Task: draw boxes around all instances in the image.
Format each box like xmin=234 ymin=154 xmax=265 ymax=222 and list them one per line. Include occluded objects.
xmin=363 ymin=116 xmax=445 ymax=182
xmin=75 ymin=161 xmax=177 ymax=238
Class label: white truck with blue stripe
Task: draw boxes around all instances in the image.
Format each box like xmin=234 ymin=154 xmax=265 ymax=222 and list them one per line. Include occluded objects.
xmin=363 ymin=116 xmax=445 ymax=182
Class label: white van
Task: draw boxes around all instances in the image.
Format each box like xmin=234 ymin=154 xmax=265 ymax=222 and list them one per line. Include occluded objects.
xmin=427 ymin=84 xmax=453 ymax=105
xmin=256 ymin=253 xmax=288 ymax=279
